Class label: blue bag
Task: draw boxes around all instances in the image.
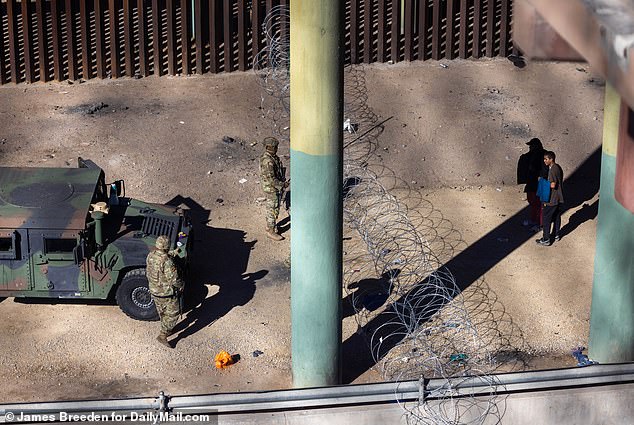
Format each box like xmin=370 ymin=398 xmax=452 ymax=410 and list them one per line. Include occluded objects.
xmin=537 ymin=177 xmax=551 ymax=202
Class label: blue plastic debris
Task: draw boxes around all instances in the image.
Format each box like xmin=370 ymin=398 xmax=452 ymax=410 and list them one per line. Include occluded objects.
xmin=449 ymin=353 xmax=468 ymax=364
xmin=571 ymin=346 xmax=598 ymax=367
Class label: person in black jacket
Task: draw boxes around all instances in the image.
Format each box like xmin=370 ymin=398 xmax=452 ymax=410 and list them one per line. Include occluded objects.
xmin=517 ymin=138 xmax=546 ymax=230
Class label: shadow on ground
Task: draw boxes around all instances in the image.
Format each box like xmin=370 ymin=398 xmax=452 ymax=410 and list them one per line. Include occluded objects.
xmin=165 ymin=196 xmax=267 ymax=346
xmin=341 ymin=147 xmax=601 ymax=383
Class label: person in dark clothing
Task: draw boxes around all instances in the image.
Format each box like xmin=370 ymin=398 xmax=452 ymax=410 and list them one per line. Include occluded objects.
xmin=536 ymin=151 xmax=564 ymax=246
xmin=518 ymin=137 xmax=546 ymax=229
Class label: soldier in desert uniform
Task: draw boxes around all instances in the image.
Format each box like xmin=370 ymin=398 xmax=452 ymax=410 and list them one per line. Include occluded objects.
xmin=259 ymin=137 xmax=289 ymax=241
xmin=146 ymin=235 xmax=183 ymax=348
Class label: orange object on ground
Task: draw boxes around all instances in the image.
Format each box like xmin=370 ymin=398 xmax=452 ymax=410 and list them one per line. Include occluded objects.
xmin=215 ymin=351 xmax=234 ymax=369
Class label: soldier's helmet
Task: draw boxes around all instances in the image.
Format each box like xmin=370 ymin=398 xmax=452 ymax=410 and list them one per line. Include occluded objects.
xmin=263 ymin=137 xmax=279 ymax=149
xmin=155 ymin=235 xmax=170 ymax=250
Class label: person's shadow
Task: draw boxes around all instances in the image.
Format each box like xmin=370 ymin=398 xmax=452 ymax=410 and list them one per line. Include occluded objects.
xmin=342 ymin=269 xmax=401 ymax=318
xmin=558 ymin=200 xmax=599 ymax=240
xmin=164 ymin=196 xmax=267 ymax=346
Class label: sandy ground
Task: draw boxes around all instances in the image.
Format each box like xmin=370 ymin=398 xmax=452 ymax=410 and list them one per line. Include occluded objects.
xmin=0 ymin=58 xmax=604 ymax=402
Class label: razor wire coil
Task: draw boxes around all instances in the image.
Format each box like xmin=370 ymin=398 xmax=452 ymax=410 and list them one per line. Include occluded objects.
xmin=254 ymin=7 xmax=531 ymax=424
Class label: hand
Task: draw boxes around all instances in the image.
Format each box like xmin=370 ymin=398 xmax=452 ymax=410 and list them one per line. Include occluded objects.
xmin=283 ymin=181 xmax=290 ymax=189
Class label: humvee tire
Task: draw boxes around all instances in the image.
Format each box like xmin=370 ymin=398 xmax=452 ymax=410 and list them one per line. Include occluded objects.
xmin=115 ymin=269 xmax=159 ymax=321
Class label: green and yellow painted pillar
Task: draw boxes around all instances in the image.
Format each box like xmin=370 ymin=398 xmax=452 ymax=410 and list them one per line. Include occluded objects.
xmin=588 ymin=83 xmax=634 ymax=362
xmin=289 ymin=2 xmax=343 ymax=386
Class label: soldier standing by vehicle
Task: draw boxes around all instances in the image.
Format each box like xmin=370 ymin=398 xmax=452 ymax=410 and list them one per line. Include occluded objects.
xmin=146 ymin=235 xmax=183 ymax=348
xmin=259 ymin=137 xmax=289 ymax=241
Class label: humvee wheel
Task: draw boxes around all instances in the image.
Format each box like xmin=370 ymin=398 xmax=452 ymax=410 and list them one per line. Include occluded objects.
xmin=116 ymin=269 xmax=159 ymax=321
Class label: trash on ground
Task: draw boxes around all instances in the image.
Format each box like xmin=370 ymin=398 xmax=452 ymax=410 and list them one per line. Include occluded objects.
xmin=215 ymin=350 xmax=236 ymax=369
xmin=252 ymin=350 xmax=264 ymax=358
xmin=449 ymin=353 xmax=468 ymax=363
xmin=85 ymin=102 xmax=107 ymax=114
xmin=571 ymin=346 xmax=598 ymax=367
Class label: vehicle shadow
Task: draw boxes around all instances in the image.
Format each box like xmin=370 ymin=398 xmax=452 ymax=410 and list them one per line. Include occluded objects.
xmin=341 ymin=147 xmax=602 ymax=383
xmin=165 ymin=196 xmax=267 ymax=345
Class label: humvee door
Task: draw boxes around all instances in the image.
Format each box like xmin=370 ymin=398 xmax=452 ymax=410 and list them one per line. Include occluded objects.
xmin=28 ymin=230 xmax=88 ymax=295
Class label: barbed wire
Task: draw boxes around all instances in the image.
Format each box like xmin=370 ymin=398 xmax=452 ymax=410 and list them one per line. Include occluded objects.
xmin=254 ymin=7 xmax=530 ymax=424
xmin=253 ymin=5 xmax=290 ymax=142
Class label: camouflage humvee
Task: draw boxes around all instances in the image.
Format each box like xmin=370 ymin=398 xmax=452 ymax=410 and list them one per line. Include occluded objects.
xmin=0 ymin=158 xmax=192 ymax=320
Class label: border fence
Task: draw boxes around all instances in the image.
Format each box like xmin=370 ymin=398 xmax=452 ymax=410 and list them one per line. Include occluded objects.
xmin=0 ymin=0 xmax=512 ymax=84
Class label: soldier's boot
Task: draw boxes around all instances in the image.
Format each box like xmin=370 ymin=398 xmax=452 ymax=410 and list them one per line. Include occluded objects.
xmin=157 ymin=332 xmax=172 ymax=348
xmin=266 ymin=226 xmax=284 ymax=241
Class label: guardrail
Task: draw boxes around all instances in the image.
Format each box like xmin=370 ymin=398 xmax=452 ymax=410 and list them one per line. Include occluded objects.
xmin=1 ymin=364 xmax=633 ymax=424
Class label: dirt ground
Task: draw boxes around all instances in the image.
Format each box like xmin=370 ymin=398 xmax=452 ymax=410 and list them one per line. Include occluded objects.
xmin=0 ymin=58 xmax=604 ymax=403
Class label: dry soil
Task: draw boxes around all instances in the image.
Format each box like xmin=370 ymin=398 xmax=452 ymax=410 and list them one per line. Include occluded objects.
xmin=0 ymin=58 xmax=603 ymax=402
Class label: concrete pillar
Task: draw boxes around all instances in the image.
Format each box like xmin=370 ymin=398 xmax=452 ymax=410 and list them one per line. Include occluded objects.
xmin=289 ymin=1 xmax=343 ymax=386
xmin=588 ymin=83 xmax=634 ymax=362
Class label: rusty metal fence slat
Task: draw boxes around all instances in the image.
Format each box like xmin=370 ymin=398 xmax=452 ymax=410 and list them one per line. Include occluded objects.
xmin=35 ymin=0 xmax=48 ymax=82
xmin=94 ymin=0 xmax=106 ymax=78
xmin=403 ymin=0 xmax=413 ymax=61
xmin=181 ymin=0 xmax=191 ymax=75
xmin=194 ymin=0 xmax=203 ymax=74
xmin=151 ymin=0 xmax=162 ymax=76
xmin=349 ymin=0 xmax=359 ymax=64
xmin=418 ymin=0 xmax=429 ymax=61
xmin=362 ymin=0 xmax=371 ymax=63
xmin=0 ymin=2 xmax=5 ymax=84
xmin=458 ymin=0 xmax=467 ymax=59
xmin=377 ymin=0 xmax=386 ymax=62
xmin=446 ymin=0 xmax=455 ymax=59
xmin=50 ymin=0 xmax=62 ymax=81
xmin=251 ymin=0 xmax=261 ymax=67
xmin=473 ymin=0 xmax=482 ymax=58
xmin=500 ymin=0 xmax=509 ymax=57
xmin=123 ymin=0 xmax=133 ymax=77
xmin=486 ymin=0 xmax=494 ymax=57
xmin=166 ymin=0 xmax=176 ymax=75
xmin=237 ymin=0 xmax=246 ymax=71
xmin=223 ymin=0 xmax=232 ymax=72
xmin=109 ymin=0 xmax=120 ymax=78
xmin=431 ymin=0 xmax=440 ymax=60
xmin=79 ymin=0 xmax=90 ymax=78
xmin=209 ymin=0 xmax=218 ymax=73
xmin=137 ymin=0 xmax=149 ymax=76
xmin=390 ymin=0 xmax=399 ymax=63
xmin=8 ymin=0 xmax=19 ymax=83
xmin=65 ymin=0 xmax=77 ymax=81
xmin=21 ymin=0 xmax=34 ymax=82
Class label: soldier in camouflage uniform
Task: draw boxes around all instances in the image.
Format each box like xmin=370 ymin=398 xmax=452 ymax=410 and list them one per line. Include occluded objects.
xmin=259 ymin=137 xmax=289 ymax=241
xmin=146 ymin=235 xmax=183 ymax=348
